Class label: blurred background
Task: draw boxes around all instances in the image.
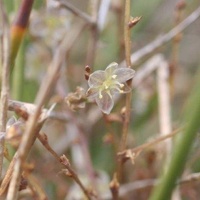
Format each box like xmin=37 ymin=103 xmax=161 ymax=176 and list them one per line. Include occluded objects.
xmin=2 ymin=0 xmax=200 ymax=199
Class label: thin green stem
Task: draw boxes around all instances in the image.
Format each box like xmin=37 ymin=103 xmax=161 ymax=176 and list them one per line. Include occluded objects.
xmin=11 ymin=39 xmax=25 ymax=100
xmin=149 ymin=68 xmax=200 ymax=200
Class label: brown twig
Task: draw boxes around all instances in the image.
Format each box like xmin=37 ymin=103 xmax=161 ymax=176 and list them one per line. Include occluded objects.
xmin=117 ymin=0 xmax=133 ymax=186
xmin=118 ymin=127 xmax=182 ymax=162
xmin=109 ymin=173 xmax=119 ymax=200
xmin=26 ymin=173 xmax=47 ymax=200
xmin=37 ymin=133 xmax=60 ymax=162
xmin=0 ymin=1 xmax=10 ymax=179
xmin=37 ymin=133 xmax=94 ymax=199
xmin=60 ymin=155 xmax=94 ymax=200
xmin=57 ymin=0 xmax=95 ymax=25
xmin=85 ymin=0 xmax=99 ymax=67
xmin=120 ymin=0 xmax=132 ymax=152
xmin=0 ymin=154 xmax=18 ymax=196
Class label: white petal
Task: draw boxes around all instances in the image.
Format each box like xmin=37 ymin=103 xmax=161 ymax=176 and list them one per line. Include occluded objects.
xmin=95 ymin=91 xmax=114 ymax=114
xmin=88 ymin=70 xmax=105 ymax=87
xmin=121 ymin=82 xmax=132 ymax=93
xmin=114 ymin=68 xmax=135 ymax=82
xmin=105 ymin=62 xmax=119 ymax=78
xmin=109 ymin=82 xmax=132 ymax=95
xmin=86 ymin=87 xmax=99 ymax=100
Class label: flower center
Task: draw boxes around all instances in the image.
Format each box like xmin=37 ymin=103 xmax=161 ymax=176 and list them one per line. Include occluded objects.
xmin=98 ymin=74 xmax=125 ymax=99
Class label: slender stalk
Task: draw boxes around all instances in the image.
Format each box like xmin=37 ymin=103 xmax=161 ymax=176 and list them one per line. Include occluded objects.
xmin=61 ymin=155 xmax=94 ymax=200
xmin=38 ymin=134 xmax=93 ymax=200
xmin=170 ymin=1 xmax=186 ymax=96
xmin=86 ymin=0 xmax=99 ymax=67
xmin=58 ymin=0 xmax=95 ymax=25
xmin=118 ymin=0 xmax=132 ymax=182
xmin=11 ymin=0 xmax=26 ymax=100
xmin=149 ymin=68 xmax=200 ymax=200
xmin=0 ymin=1 xmax=10 ymax=179
xmin=10 ymin=0 xmax=34 ymax=73
xmin=12 ymin=40 xmax=25 ymax=100
xmin=157 ymin=59 xmax=172 ymax=159
xmin=0 ymin=154 xmax=18 ymax=196
xmin=118 ymin=127 xmax=182 ymax=161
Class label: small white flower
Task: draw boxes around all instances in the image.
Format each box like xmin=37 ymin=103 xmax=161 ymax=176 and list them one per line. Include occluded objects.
xmin=87 ymin=62 xmax=135 ymax=114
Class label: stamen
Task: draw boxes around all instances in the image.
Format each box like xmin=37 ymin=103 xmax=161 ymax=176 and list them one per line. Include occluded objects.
xmin=119 ymin=83 xmax=124 ymax=88
xmin=115 ymin=82 xmax=124 ymax=88
xmin=112 ymin=85 xmax=125 ymax=93
xmin=99 ymin=90 xmax=103 ymax=99
xmin=107 ymin=91 xmax=113 ymax=99
xmin=112 ymin=75 xmax=117 ymax=79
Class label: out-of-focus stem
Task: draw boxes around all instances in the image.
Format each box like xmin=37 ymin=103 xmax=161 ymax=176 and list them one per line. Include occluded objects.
xmin=0 ymin=1 xmax=10 ymax=179
xmin=118 ymin=0 xmax=132 ymax=182
xmin=10 ymin=0 xmax=34 ymax=72
xmin=12 ymin=40 xmax=25 ymax=100
xmin=149 ymin=68 xmax=200 ymax=200
xmin=170 ymin=1 xmax=186 ymax=97
xmin=86 ymin=0 xmax=99 ymax=68
xmin=157 ymin=59 xmax=172 ymax=159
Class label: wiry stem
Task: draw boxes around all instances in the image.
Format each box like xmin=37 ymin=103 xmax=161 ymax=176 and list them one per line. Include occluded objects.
xmin=61 ymin=155 xmax=94 ymax=200
xmin=117 ymin=0 xmax=132 ymax=182
xmin=38 ymin=134 xmax=94 ymax=200
xmin=57 ymin=0 xmax=95 ymax=25
xmin=118 ymin=127 xmax=182 ymax=162
xmin=149 ymin=68 xmax=200 ymax=200
xmin=157 ymin=59 xmax=172 ymax=159
xmin=10 ymin=0 xmax=34 ymax=73
xmin=0 ymin=1 xmax=10 ymax=179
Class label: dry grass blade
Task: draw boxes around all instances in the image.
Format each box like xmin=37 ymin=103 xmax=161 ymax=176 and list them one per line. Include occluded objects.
xmin=0 ymin=1 xmax=10 ymax=179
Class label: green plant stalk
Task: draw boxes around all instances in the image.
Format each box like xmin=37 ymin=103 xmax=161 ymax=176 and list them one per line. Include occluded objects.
xmin=10 ymin=0 xmax=34 ymax=72
xmin=11 ymin=39 xmax=25 ymax=100
xmin=11 ymin=0 xmax=25 ymax=101
xmin=149 ymin=68 xmax=200 ymax=200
